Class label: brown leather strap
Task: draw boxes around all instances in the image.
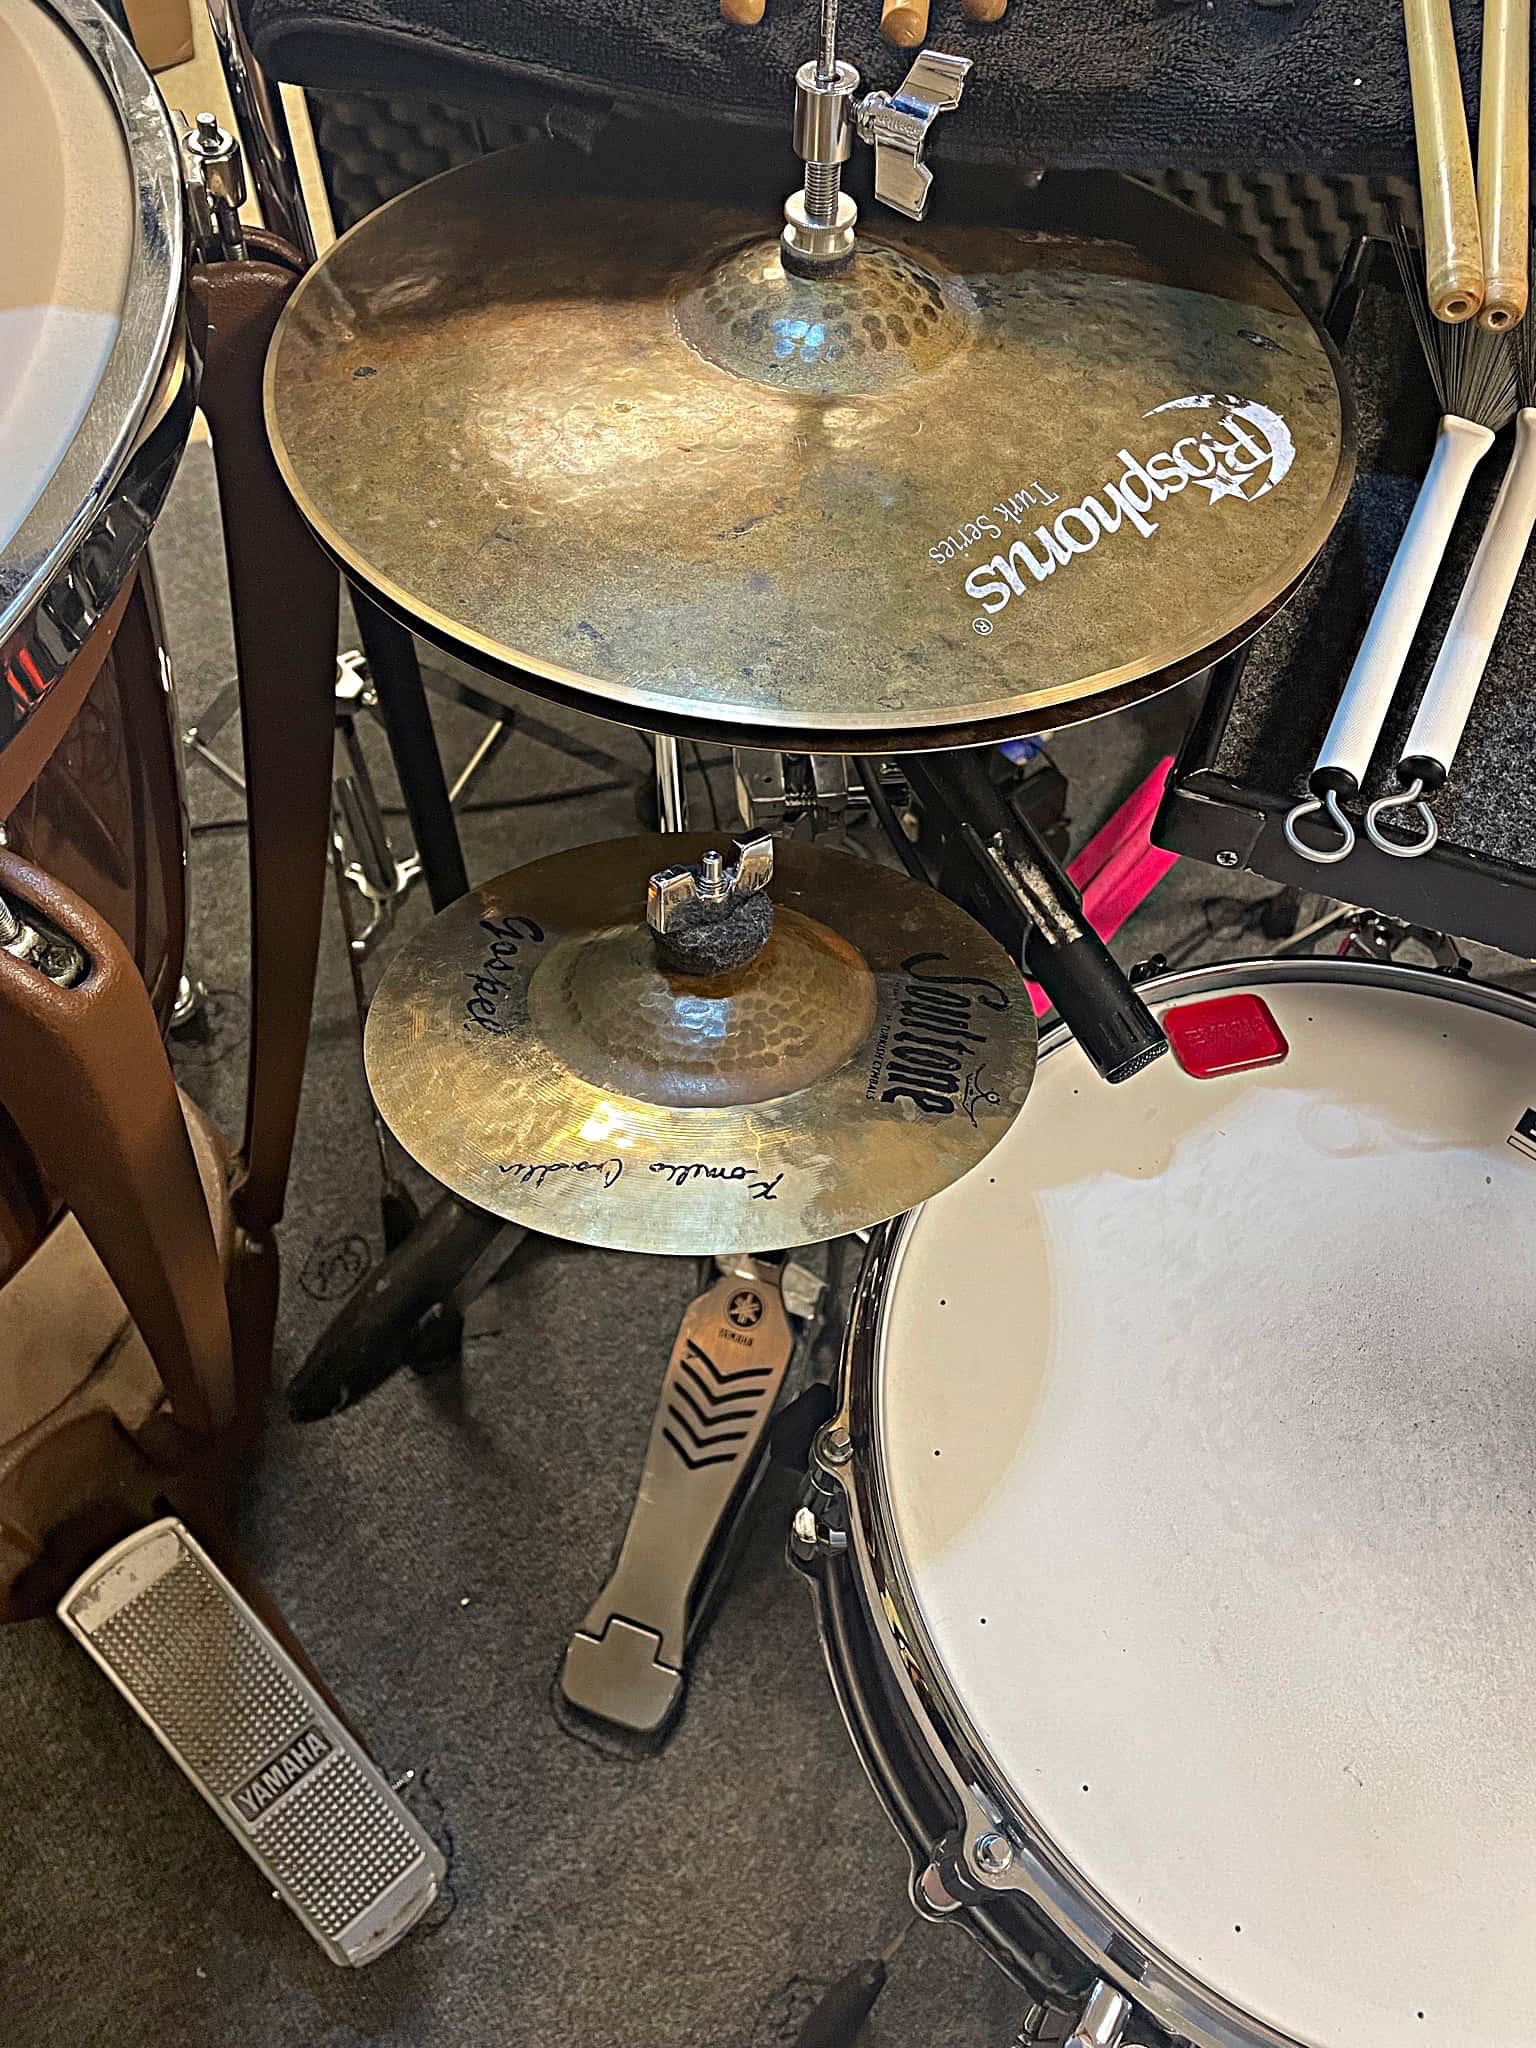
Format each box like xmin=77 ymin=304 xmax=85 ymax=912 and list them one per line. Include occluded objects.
xmin=0 ymin=853 xmax=234 ymax=1437
xmin=192 ymin=232 xmax=339 ymax=1237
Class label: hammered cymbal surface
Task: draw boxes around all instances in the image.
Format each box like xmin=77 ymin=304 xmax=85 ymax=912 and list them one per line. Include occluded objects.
xmin=363 ymin=835 xmax=1036 ymax=1254
xmin=265 ymin=154 xmax=1353 ymax=749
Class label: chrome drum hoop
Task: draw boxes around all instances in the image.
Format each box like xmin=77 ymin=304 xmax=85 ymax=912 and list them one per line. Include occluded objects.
xmin=803 ymin=955 xmax=1536 ymax=2048
xmin=0 ymin=0 xmax=191 ymax=761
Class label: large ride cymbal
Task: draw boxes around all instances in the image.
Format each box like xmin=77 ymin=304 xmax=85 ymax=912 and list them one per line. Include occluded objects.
xmin=363 ymin=836 xmax=1037 ymax=1254
xmin=265 ymin=153 xmax=1353 ymax=752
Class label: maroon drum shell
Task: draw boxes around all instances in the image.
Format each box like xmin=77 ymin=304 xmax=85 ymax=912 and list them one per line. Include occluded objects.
xmin=0 ymin=566 xmax=187 ymax=1286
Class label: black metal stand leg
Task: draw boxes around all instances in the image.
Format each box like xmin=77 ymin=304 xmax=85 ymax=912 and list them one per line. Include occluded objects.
xmin=290 ymin=597 xmax=510 ymax=1420
xmin=350 ymin=589 xmax=467 ymax=909
xmin=289 ymin=1201 xmax=520 ymax=1419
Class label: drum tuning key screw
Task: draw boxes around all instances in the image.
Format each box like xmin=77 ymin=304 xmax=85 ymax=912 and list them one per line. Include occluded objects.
xmin=177 ymin=110 xmax=248 ymax=263
xmin=782 ymin=0 xmax=972 ymax=271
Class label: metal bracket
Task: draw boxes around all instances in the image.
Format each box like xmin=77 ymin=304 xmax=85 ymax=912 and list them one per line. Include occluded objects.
xmin=175 ymin=110 xmax=247 ymax=263
xmin=0 ymin=889 xmax=86 ymax=986
xmin=732 ymin=750 xmax=875 ymax=832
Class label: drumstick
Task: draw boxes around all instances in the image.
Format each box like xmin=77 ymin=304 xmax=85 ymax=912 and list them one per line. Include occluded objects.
xmin=881 ymin=0 xmax=928 ymax=47
xmin=961 ymin=0 xmax=1009 ymax=20
xmin=1403 ymin=0 xmax=1485 ymax=321
xmin=1475 ymin=0 xmax=1530 ymax=330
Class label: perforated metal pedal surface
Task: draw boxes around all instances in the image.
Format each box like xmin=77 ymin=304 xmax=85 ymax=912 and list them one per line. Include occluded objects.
xmin=59 ymin=1519 xmax=445 ymax=1966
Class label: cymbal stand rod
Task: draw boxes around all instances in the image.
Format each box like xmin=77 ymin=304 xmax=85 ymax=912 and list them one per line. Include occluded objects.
xmin=653 ymin=735 xmax=689 ymax=832
xmin=817 ymin=0 xmax=839 ymax=84
xmin=806 ymin=0 xmax=845 ymax=226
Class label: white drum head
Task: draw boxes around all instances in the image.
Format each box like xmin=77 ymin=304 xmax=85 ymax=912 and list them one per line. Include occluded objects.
xmin=0 ymin=0 xmax=133 ymax=553
xmin=876 ymin=967 xmax=1536 ymax=2048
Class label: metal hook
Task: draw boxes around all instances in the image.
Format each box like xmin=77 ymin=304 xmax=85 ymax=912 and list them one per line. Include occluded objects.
xmin=1364 ymin=778 xmax=1439 ymax=859
xmin=1283 ymin=788 xmax=1356 ymax=865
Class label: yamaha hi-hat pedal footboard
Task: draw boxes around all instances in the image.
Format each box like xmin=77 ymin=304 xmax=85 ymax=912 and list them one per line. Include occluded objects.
xmin=58 ymin=1519 xmax=445 ymax=1966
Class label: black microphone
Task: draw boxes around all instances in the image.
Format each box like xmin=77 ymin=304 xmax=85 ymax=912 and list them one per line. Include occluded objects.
xmin=898 ymin=751 xmax=1167 ymax=1085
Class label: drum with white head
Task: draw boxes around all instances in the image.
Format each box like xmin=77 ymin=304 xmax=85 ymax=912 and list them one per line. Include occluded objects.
xmin=0 ymin=0 xmax=190 ymax=734
xmin=0 ymin=0 xmax=192 ymax=1286
xmin=799 ymin=959 xmax=1536 ymax=2048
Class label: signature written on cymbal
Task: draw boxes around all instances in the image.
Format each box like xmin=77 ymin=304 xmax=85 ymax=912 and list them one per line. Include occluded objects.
xmin=495 ymin=1158 xmax=785 ymax=1202
xmin=649 ymin=1162 xmax=784 ymax=1201
xmin=499 ymin=1158 xmax=623 ymax=1190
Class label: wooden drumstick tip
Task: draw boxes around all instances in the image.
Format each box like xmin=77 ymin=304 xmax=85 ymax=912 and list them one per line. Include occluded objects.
xmin=961 ymin=0 xmax=1009 ymax=20
xmin=881 ymin=0 xmax=928 ymax=46
xmin=1428 ymin=268 xmax=1485 ymax=324
xmin=720 ymin=0 xmax=765 ymax=22
xmin=1477 ymin=281 xmax=1528 ymax=331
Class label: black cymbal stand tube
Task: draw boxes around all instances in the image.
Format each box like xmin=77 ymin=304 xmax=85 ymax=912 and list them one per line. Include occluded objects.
xmin=351 ymin=591 xmax=468 ymax=910
xmin=897 ymin=751 xmax=1167 ymax=1084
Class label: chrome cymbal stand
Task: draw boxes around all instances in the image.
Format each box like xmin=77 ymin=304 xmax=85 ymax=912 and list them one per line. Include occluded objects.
xmin=653 ymin=735 xmax=688 ymax=833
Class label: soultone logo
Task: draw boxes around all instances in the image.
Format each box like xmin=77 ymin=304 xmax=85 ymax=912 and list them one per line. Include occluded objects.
xmin=961 ymin=395 xmax=1295 ymax=625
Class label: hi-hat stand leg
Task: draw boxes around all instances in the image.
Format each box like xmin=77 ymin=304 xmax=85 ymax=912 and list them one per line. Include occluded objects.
xmin=561 ymin=1257 xmax=820 ymax=1737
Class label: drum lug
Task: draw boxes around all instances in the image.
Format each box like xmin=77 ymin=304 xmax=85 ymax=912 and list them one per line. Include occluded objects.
xmin=917 ymin=1817 xmax=1022 ymax=1909
xmin=789 ymin=1503 xmax=848 ymax=1561
xmin=177 ymin=111 xmax=249 ymax=264
xmin=1014 ymin=1984 xmax=1132 ymax=2048
xmin=914 ymin=1853 xmax=965 ymax=1915
xmin=789 ymin=1446 xmax=849 ymax=1566
xmin=1064 ymin=1983 xmax=1133 ymax=2048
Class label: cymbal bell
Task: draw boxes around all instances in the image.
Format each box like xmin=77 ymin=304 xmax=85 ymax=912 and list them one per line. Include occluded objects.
xmin=363 ymin=835 xmax=1037 ymax=1254
xmin=265 ymin=151 xmax=1354 ymax=752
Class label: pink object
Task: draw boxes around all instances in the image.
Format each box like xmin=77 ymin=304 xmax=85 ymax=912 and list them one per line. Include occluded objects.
xmin=1026 ymin=756 xmax=1178 ymax=1016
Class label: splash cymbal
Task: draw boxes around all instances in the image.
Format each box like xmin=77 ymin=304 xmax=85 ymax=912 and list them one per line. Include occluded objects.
xmin=265 ymin=150 xmax=1353 ymax=751
xmin=362 ymin=835 xmax=1036 ymax=1254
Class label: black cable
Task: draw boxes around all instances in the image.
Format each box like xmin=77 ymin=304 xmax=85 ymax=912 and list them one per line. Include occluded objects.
xmin=1156 ymin=892 xmax=1277 ymax=971
xmin=383 ymin=780 xmax=629 ymax=816
xmin=852 ymin=758 xmax=930 ymax=884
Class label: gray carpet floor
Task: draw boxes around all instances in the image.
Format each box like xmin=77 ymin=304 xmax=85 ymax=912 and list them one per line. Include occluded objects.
xmin=2 ymin=444 xmax=1317 ymax=2048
